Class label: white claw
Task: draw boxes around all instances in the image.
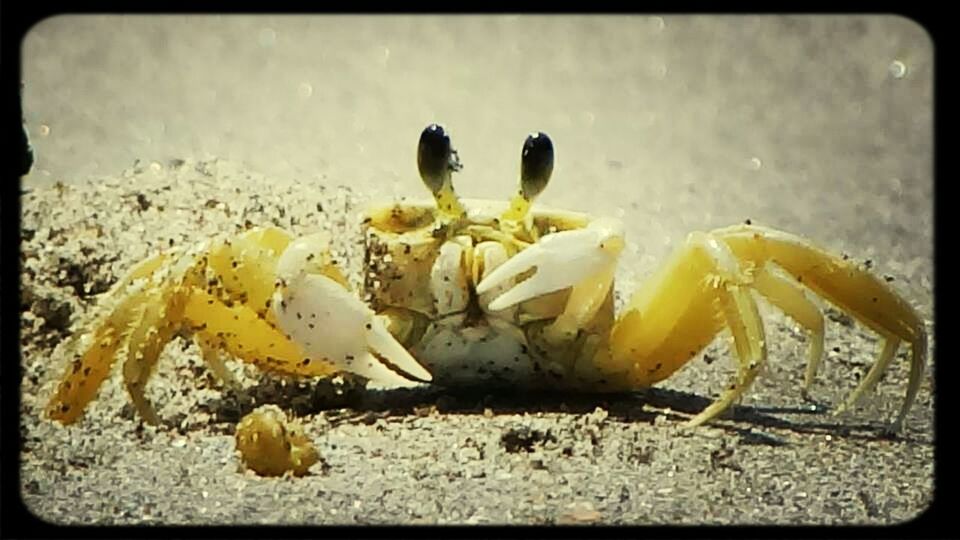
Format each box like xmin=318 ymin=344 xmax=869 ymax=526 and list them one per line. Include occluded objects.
xmin=276 ymin=232 xmax=332 ymax=284
xmin=273 ymin=267 xmax=432 ymax=386
xmin=477 ymin=217 xmax=625 ymax=311
xmin=365 ymin=314 xmax=433 ymax=381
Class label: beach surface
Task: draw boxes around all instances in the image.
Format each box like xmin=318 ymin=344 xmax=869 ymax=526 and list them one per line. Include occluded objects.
xmin=19 ymin=15 xmax=933 ymax=525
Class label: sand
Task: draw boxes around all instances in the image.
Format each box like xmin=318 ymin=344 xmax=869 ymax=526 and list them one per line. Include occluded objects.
xmin=18 ymin=15 xmax=934 ymax=526
xmin=19 ymin=158 xmax=934 ymax=525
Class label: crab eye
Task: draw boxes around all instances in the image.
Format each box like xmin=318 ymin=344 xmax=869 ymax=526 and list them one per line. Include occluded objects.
xmin=520 ymin=131 xmax=553 ymax=200
xmin=418 ymin=124 xmax=462 ymax=194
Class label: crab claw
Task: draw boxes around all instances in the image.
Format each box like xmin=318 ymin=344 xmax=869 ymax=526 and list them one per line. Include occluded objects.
xmin=274 ymin=234 xmax=433 ymax=386
xmin=477 ymin=217 xmax=625 ymax=311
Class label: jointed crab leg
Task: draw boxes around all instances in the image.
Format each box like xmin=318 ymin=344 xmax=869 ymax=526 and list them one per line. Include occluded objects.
xmin=713 ymin=224 xmax=926 ymax=430
xmin=46 ymin=253 xmax=180 ymax=423
xmin=46 ymin=225 xmax=432 ymax=425
xmin=481 ymin=221 xmax=926 ymax=430
xmin=46 ymin=229 xmax=336 ymax=424
xmin=750 ymin=264 xmax=825 ymax=396
xmin=119 ymin=285 xmax=189 ymax=425
xmin=602 ymin=230 xmax=769 ymax=426
xmin=681 ymin=233 xmax=768 ymax=426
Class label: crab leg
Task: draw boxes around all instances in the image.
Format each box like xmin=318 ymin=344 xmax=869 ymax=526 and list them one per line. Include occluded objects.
xmin=713 ymin=224 xmax=927 ymax=430
xmin=677 ymin=233 xmax=768 ymax=426
xmin=119 ymin=285 xmax=188 ymax=425
xmin=601 ymin=231 xmax=769 ymax=426
xmin=749 ymin=264 xmax=826 ymax=397
xmin=611 ymin=225 xmax=924 ymax=429
xmin=48 ymin=226 xmax=408 ymax=425
xmin=481 ymin=220 xmax=926 ymax=430
xmin=194 ymin=334 xmax=241 ymax=389
xmin=46 ymin=252 xmax=176 ymax=423
xmin=482 ymin=225 xmax=769 ymax=425
xmin=181 ymin=289 xmax=337 ymax=378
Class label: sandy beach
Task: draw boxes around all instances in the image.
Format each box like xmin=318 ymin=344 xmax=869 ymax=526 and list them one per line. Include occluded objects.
xmin=19 ymin=15 xmax=933 ymax=525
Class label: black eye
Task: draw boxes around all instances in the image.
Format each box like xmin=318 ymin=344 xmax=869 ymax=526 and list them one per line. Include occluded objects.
xmin=520 ymin=131 xmax=553 ymax=199
xmin=418 ymin=124 xmax=459 ymax=193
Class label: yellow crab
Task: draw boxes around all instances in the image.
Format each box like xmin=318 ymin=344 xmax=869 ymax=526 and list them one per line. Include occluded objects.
xmin=46 ymin=124 xmax=926 ymax=434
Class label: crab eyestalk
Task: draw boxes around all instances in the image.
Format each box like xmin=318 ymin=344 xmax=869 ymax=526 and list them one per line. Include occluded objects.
xmin=418 ymin=123 xmax=467 ymax=220
xmin=503 ymin=131 xmax=554 ymax=221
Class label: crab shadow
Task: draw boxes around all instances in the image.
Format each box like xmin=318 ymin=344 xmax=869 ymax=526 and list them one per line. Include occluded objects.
xmin=196 ymin=376 xmax=911 ymax=445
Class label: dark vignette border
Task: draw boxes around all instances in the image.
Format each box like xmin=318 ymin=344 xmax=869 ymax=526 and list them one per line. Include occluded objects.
xmin=1 ymin=3 xmax=945 ymax=540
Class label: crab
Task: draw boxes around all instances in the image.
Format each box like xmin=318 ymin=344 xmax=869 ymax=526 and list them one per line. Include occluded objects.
xmin=45 ymin=124 xmax=927 ymax=434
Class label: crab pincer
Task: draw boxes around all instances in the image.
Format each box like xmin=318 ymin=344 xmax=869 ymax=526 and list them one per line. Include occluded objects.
xmin=476 ymin=217 xmax=625 ymax=312
xmin=273 ymin=232 xmax=433 ymax=386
